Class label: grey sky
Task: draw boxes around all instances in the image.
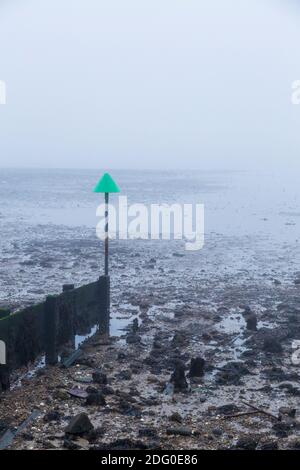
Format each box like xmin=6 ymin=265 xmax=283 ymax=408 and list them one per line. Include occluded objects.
xmin=0 ymin=0 xmax=299 ymax=170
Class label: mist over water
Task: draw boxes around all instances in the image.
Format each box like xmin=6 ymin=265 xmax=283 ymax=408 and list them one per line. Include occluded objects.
xmin=0 ymin=168 xmax=299 ymax=241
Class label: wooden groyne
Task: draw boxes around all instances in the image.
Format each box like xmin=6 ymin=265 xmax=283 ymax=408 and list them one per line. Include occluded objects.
xmin=0 ymin=275 xmax=110 ymax=391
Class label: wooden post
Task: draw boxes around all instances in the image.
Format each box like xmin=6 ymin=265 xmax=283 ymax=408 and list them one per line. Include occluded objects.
xmin=98 ymin=275 xmax=110 ymax=335
xmin=62 ymin=284 xmax=75 ymax=292
xmin=105 ymin=192 xmax=109 ymax=276
xmin=0 ymin=337 xmax=9 ymax=391
xmin=44 ymin=295 xmax=58 ymax=365
xmin=0 ymin=365 xmax=10 ymax=391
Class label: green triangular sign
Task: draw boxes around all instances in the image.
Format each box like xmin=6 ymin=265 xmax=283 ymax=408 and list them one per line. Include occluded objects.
xmin=93 ymin=173 xmax=120 ymax=193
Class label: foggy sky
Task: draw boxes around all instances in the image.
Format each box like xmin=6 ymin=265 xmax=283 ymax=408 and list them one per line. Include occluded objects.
xmin=0 ymin=0 xmax=299 ymax=170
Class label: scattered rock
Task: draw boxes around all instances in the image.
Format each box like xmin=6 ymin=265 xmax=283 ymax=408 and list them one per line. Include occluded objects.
xmin=169 ymin=412 xmax=183 ymax=424
xmin=63 ymin=438 xmax=81 ymax=450
xmin=43 ymin=411 xmax=62 ymax=422
xmin=117 ymin=370 xmax=132 ymax=381
xmin=216 ymin=404 xmax=240 ymax=416
xmin=95 ymin=438 xmax=149 ymax=450
xmin=215 ymin=362 xmax=251 ymax=386
xmin=92 ymin=369 xmax=108 ymax=385
xmin=256 ymin=440 xmax=278 ymax=450
xmin=87 ymin=427 xmax=106 ymax=443
xmin=65 ymin=413 xmax=94 ymax=435
xmin=286 ymin=438 xmax=300 ymax=450
xmin=272 ymin=421 xmax=294 ymax=438
xmin=85 ymin=392 xmax=106 ymax=407
xmin=138 ymin=428 xmax=159 ymax=439
xmin=53 ymin=389 xmax=69 ymax=400
xmin=212 ymin=428 xmax=223 ymax=436
xmin=279 ymin=407 xmax=296 ymax=421
xmin=235 ymin=436 xmax=259 ymax=450
xmin=166 ymin=427 xmax=193 ymax=437
xmin=263 ymin=338 xmax=283 ymax=353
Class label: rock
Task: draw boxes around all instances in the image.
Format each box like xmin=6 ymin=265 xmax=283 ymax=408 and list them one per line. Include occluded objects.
xmin=286 ymin=438 xmax=300 ymax=450
xmin=272 ymin=421 xmax=293 ymax=438
xmin=166 ymin=427 xmax=193 ymax=437
xmin=280 ymin=383 xmax=300 ymax=396
xmin=99 ymin=385 xmax=115 ymax=395
xmin=138 ymin=428 xmax=159 ymax=439
xmin=19 ymin=431 xmax=34 ymax=441
xmin=235 ymin=436 xmax=259 ymax=450
xmin=212 ymin=428 xmax=223 ymax=436
xmin=169 ymin=412 xmax=183 ymax=424
xmin=86 ymin=386 xmax=99 ymax=394
xmin=67 ymin=387 xmax=88 ymax=399
xmin=126 ymin=333 xmax=141 ymax=344
xmin=118 ymin=399 xmax=142 ymax=418
xmin=53 ymin=389 xmax=70 ymax=400
xmin=171 ymin=332 xmax=187 ymax=348
xmin=76 ymin=355 xmax=96 ymax=368
xmin=263 ymin=338 xmax=283 ymax=353
xmin=95 ymin=438 xmax=149 ymax=450
xmin=43 ymin=411 xmax=62 ymax=422
xmin=216 ymin=404 xmax=240 ymax=415
xmin=170 ymin=361 xmax=188 ymax=392
xmin=63 ymin=438 xmax=81 ymax=450
xmin=215 ymin=361 xmax=251 ymax=386
xmin=0 ymin=420 xmax=9 ymax=437
xmin=264 ymin=367 xmax=299 ymax=382
xmin=279 ymin=407 xmax=296 ymax=421
xmin=85 ymin=392 xmax=106 ymax=406
xmin=87 ymin=427 xmax=106 ymax=443
xmin=118 ymin=352 xmax=127 ymax=360
xmin=117 ymin=370 xmax=132 ymax=381
xmin=189 ymin=357 xmax=205 ymax=377
xmin=65 ymin=413 xmax=94 ymax=435
xmin=92 ymin=369 xmax=108 ymax=385
xmin=256 ymin=440 xmax=278 ymax=450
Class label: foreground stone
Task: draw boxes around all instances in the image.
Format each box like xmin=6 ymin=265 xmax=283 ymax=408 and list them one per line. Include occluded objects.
xmin=65 ymin=413 xmax=94 ymax=435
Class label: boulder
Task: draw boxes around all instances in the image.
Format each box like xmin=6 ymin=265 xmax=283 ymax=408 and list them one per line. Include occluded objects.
xmin=65 ymin=413 xmax=94 ymax=435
